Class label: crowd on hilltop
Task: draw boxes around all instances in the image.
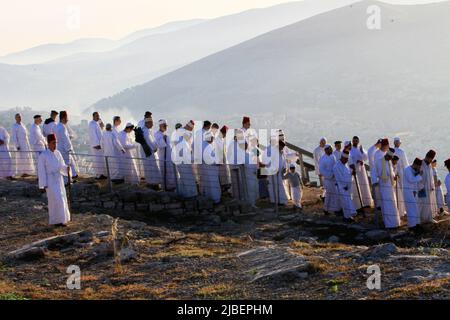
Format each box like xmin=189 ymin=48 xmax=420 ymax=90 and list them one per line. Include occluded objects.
xmin=0 ymin=110 xmax=449 ymax=233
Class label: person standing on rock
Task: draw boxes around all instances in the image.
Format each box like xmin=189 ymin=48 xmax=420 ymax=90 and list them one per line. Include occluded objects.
xmin=313 ymin=137 xmax=327 ymax=192
xmin=418 ymin=150 xmax=439 ymax=223
xmin=54 ymin=111 xmax=75 ymax=185
xmin=403 ymin=158 xmax=424 ymax=233
xmin=30 ymin=115 xmax=47 ymax=154
xmin=118 ymin=123 xmax=140 ymax=185
xmin=283 ymin=163 xmax=303 ymax=211
xmin=333 ymin=151 xmax=356 ymax=222
xmin=0 ymin=126 xmax=14 ymax=180
xmin=142 ymin=117 xmax=162 ymax=189
xmin=349 ymin=136 xmax=373 ymax=211
xmin=374 ymin=148 xmax=401 ymax=229
xmin=37 ymin=134 xmax=71 ymax=227
xmin=89 ymin=112 xmax=107 ymax=180
xmin=431 ymin=159 xmax=445 ymax=214
xmin=444 ymin=159 xmax=450 ymax=211
xmin=333 ymin=141 xmax=343 ymax=160
xmin=155 ymin=119 xmax=177 ymax=191
xmin=319 ymin=144 xmax=341 ymax=215
xmin=42 ymin=110 xmax=58 ymax=137
xmin=12 ymin=113 xmax=35 ymax=177
xmin=101 ymin=123 xmax=125 ymax=182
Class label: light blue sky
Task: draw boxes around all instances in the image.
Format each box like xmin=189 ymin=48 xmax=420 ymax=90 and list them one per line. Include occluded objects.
xmin=0 ymin=0 xmax=446 ymax=56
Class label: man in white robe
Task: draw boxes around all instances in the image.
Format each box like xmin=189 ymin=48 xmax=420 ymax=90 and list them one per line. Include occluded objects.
xmin=349 ymin=136 xmax=373 ymax=210
xmin=374 ymin=148 xmax=401 ymax=229
xmin=333 ymin=141 xmax=342 ymax=161
xmin=0 ymin=126 xmax=14 ymax=179
xmin=118 ymin=123 xmax=140 ymax=185
xmin=313 ymin=137 xmax=327 ymax=189
xmin=319 ymin=145 xmax=342 ymax=215
xmin=42 ymin=110 xmax=58 ymax=137
xmin=194 ymin=121 xmax=212 ymax=190
xmin=394 ymin=137 xmax=409 ymax=171
xmin=403 ymin=158 xmax=424 ymax=232
xmin=445 ymin=159 xmax=450 ymax=211
xmin=216 ymin=125 xmax=231 ymax=191
xmin=244 ymin=133 xmax=261 ymax=207
xmin=155 ymin=119 xmax=177 ymax=191
xmin=12 ymin=113 xmax=35 ymax=176
xmin=431 ymin=160 xmax=445 ymax=214
xmin=226 ymin=129 xmax=247 ymax=201
xmin=101 ymin=123 xmax=125 ymax=181
xmin=333 ymin=151 xmax=356 ymax=222
xmin=88 ymin=112 xmax=107 ymax=180
xmin=38 ymin=134 xmax=71 ymax=226
xmin=54 ymin=111 xmax=74 ymax=184
xmin=142 ymin=117 xmax=162 ymax=188
xmin=371 ymin=138 xmax=388 ymax=210
xmin=392 ymin=156 xmax=406 ymax=217
xmin=418 ymin=150 xmax=439 ymax=223
xmin=201 ymin=131 xmax=221 ymax=203
xmin=137 ymin=111 xmax=152 ymax=179
xmin=30 ymin=115 xmax=47 ymax=153
xmin=172 ymin=120 xmax=197 ymax=197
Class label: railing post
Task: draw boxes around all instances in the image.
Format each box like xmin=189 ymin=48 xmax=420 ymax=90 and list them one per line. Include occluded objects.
xmin=104 ymin=156 xmax=113 ymax=193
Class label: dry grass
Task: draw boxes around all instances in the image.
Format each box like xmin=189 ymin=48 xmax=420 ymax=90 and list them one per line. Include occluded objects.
xmin=386 ymin=277 xmax=450 ymax=299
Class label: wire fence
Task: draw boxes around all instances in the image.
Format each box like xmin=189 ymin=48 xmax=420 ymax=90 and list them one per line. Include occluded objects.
xmin=1 ymin=150 xmax=449 ymax=220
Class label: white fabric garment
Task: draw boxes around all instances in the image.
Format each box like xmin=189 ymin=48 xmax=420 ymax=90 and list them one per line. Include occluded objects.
xmin=244 ymin=146 xmax=260 ymax=206
xmin=118 ymin=131 xmax=139 ymax=185
xmin=394 ymin=147 xmax=409 ymax=171
xmin=263 ymin=145 xmax=289 ymax=205
xmin=200 ymin=143 xmax=221 ymax=203
xmin=42 ymin=120 xmax=57 ymax=137
xmin=313 ymin=146 xmax=325 ymax=176
xmin=393 ymin=163 xmax=406 ymax=217
xmin=433 ymin=168 xmax=445 ymax=210
xmin=349 ymin=146 xmax=373 ymax=209
xmin=142 ymin=126 xmax=162 ymax=185
xmin=215 ymin=135 xmax=231 ymax=186
xmin=319 ymin=154 xmax=341 ymax=212
xmin=445 ymin=172 xmax=450 ymax=210
xmin=172 ymin=128 xmax=197 ymax=197
xmin=155 ymin=130 xmax=177 ymax=190
xmin=333 ymin=150 xmax=342 ymax=162
xmin=375 ymin=157 xmax=401 ymax=228
xmin=88 ymin=120 xmax=106 ymax=177
xmin=418 ymin=161 xmax=438 ymax=222
xmin=66 ymin=124 xmax=79 ymax=178
xmin=371 ymin=148 xmax=386 ymax=208
xmin=30 ymin=123 xmax=47 ymax=152
xmin=101 ymin=131 xmax=124 ymax=179
xmin=0 ymin=127 xmax=13 ymax=178
xmin=54 ymin=122 xmax=73 ymax=182
xmin=11 ymin=122 xmax=35 ymax=175
xmin=403 ymin=166 xmax=422 ymax=228
xmin=38 ymin=149 xmax=71 ymax=225
xmin=333 ymin=160 xmax=356 ymax=218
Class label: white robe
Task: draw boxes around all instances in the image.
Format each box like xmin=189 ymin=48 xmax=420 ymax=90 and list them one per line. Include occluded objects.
xmin=0 ymin=127 xmax=13 ymax=178
xmin=38 ymin=149 xmax=71 ymax=225
xmin=200 ymin=143 xmax=221 ymax=203
xmin=42 ymin=120 xmax=57 ymax=137
xmin=349 ymin=146 xmax=373 ymax=209
xmin=142 ymin=126 xmax=162 ymax=185
xmin=88 ymin=120 xmax=106 ymax=177
xmin=263 ymin=145 xmax=289 ymax=205
xmin=118 ymin=131 xmax=139 ymax=185
xmin=418 ymin=162 xmax=438 ymax=222
xmin=445 ymin=173 xmax=450 ymax=210
xmin=375 ymin=157 xmax=401 ymax=228
xmin=155 ymin=130 xmax=176 ymax=190
xmin=11 ymin=123 xmax=35 ymax=175
xmin=403 ymin=166 xmax=422 ymax=228
xmin=371 ymin=148 xmax=385 ymax=207
xmin=313 ymin=146 xmax=325 ymax=176
xmin=433 ymin=168 xmax=445 ymax=210
xmin=215 ymin=136 xmax=231 ymax=186
xmin=319 ymin=154 xmax=341 ymax=212
xmin=227 ymin=140 xmax=246 ymax=201
xmin=333 ymin=161 xmax=356 ymax=218
xmin=244 ymin=147 xmax=260 ymax=206
xmin=101 ymin=131 xmax=124 ymax=180
xmin=172 ymin=130 xmax=197 ymax=198
xmin=393 ymin=164 xmax=406 ymax=217
xmin=30 ymin=123 xmax=47 ymax=153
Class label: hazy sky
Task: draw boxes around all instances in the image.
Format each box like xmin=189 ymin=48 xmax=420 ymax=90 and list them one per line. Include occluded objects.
xmin=0 ymin=0 xmax=445 ymax=56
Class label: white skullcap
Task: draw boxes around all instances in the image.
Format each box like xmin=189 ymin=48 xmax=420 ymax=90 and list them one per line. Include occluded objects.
xmin=320 ymin=137 xmax=327 ymax=142
xmin=125 ymin=122 xmax=134 ymax=128
xmin=394 ymin=137 xmax=401 ymax=142
xmin=158 ymin=119 xmax=167 ymax=126
xmin=289 ymin=163 xmax=296 ymax=169
xmin=344 ymin=141 xmax=351 ymax=147
xmin=324 ymin=144 xmax=332 ymax=149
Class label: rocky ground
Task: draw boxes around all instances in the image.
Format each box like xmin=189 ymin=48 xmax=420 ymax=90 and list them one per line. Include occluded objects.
xmin=0 ymin=178 xmax=448 ymax=300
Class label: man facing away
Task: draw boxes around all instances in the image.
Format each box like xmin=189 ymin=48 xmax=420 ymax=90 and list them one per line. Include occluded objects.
xmin=431 ymin=159 xmax=445 ymax=214
xmin=43 ymin=110 xmax=58 ymax=137
xmin=142 ymin=116 xmax=162 ymax=189
xmin=319 ymin=144 xmax=341 ymax=215
xmin=12 ymin=113 xmax=35 ymax=176
xmin=37 ymin=134 xmax=71 ymax=227
xmin=101 ymin=123 xmax=125 ymax=182
xmin=313 ymin=137 xmax=327 ymax=190
xmin=88 ymin=112 xmax=107 ymax=180
xmin=418 ymin=150 xmax=439 ymax=223
xmin=349 ymin=136 xmax=373 ymax=211
xmin=54 ymin=111 xmax=75 ymax=184
xmin=403 ymin=158 xmax=424 ymax=234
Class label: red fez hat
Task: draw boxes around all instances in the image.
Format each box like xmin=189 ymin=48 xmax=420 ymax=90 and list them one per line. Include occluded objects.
xmin=47 ymin=134 xmax=57 ymax=144
xmin=381 ymin=138 xmax=389 ymax=146
xmin=242 ymin=116 xmax=250 ymax=124
xmin=444 ymin=158 xmax=450 ymax=168
xmin=220 ymin=125 xmax=229 ymax=135
xmin=426 ymin=149 xmax=436 ymax=159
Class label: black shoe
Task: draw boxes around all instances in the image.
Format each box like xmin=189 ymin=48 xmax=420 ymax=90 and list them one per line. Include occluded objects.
xmin=334 ymin=210 xmax=344 ymax=217
xmin=96 ymin=175 xmax=108 ymax=180
xmin=323 ymin=210 xmax=330 ymax=216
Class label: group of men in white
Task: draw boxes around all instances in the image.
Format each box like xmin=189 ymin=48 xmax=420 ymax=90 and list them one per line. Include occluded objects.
xmin=314 ymin=136 xmax=450 ymax=233
xmin=1 ymin=112 xmax=305 ymax=227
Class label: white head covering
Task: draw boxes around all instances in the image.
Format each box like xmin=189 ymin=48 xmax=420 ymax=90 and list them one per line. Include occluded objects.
xmin=344 ymin=141 xmax=351 ymax=148
xmin=158 ymin=119 xmax=167 ymax=126
xmin=125 ymin=122 xmax=134 ymax=128
xmin=320 ymin=137 xmax=327 ymax=143
xmin=394 ymin=137 xmax=401 ymax=143
xmin=204 ymin=131 xmax=213 ymax=142
xmin=289 ymin=163 xmax=296 ymax=169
